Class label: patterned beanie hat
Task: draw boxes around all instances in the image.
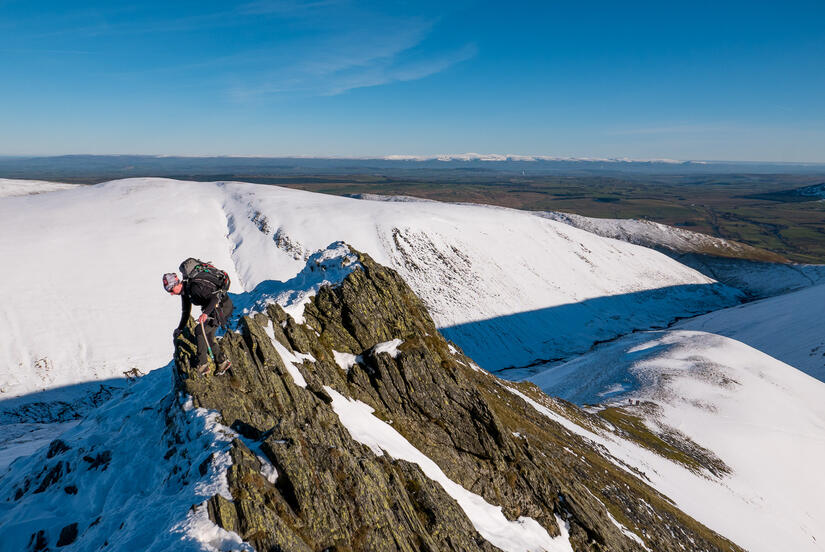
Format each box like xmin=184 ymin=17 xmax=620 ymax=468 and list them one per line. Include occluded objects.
xmin=163 ymin=272 xmax=180 ymax=292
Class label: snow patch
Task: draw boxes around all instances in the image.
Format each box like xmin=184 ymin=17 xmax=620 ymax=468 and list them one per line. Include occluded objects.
xmin=580 ymin=485 xmax=650 ymax=551
xmin=596 ymin=383 xmax=627 ymax=398
xmin=256 ymin=454 xmax=279 ymax=484
xmin=332 ymin=350 xmax=359 ymax=372
xmin=174 ymin=502 xmax=254 ymax=552
xmin=263 ymin=320 xmax=309 ymax=388
xmin=235 ymin=241 xmax=362 ymax=325
xmin=373 ymin=338 xmax=404 ymax=359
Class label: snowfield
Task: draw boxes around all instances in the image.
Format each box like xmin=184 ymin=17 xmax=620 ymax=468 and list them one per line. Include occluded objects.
xmin=0 ymin=177 xmax=740 ymax=398
xmin=0 ymin=178 xmax=79 ymax=198
xmin=530 ymin=325 xmax=825 ymax=552
xmin=677 ymin=282 xmax=825 ymax=381
xmin=540 ymin=210 xmax=825 ymax=298
xmin=539 ymin=210 xmax=779 ymax=260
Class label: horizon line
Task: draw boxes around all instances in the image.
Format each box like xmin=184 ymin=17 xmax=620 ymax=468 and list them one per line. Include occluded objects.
xmin=1 ymin=153 xmax=825 ymax=165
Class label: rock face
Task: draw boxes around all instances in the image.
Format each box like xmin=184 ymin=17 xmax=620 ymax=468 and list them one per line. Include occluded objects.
xmin=175 ymin=249 xmax=742 ymax=552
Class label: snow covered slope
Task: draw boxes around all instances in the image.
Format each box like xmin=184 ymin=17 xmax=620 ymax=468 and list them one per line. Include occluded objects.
xmin=0 ymin=368 xmax=251 ymax=552
xmin=525 ymin=279 xmax=825 ymax=550
xmin=0 ymin=177 xmax=740 ymax=399
xmin=540 ymin=210 xmax=825 ymax=298
xmin=677 ymin=282 xmax=825 ymax=381
xmin=539 ymin=211 xmax=786 ymax=262
xmin=0 ymin=178 xmax=79 ymax=198
xmin=529 ymin=328 xmax=825 ymax=552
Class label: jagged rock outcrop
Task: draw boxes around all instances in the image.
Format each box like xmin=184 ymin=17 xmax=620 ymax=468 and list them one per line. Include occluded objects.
xmin=174 ymin=248 xmax=742 ymax=552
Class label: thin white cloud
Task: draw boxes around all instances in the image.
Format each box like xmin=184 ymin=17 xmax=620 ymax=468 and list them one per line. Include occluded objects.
xmin=228 ymin=14 xmax=476 ymax=99
xmin=320 ymin=43 xmax=478 ymax=95
xmin=14 ymin=3 xmax=475 ymax=100
xmin=238 ymin=0 xmax=347 ymax=16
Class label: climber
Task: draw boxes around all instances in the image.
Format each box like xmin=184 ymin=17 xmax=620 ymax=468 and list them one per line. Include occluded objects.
xmin=163 ymin=258 xmax=234 ymax=375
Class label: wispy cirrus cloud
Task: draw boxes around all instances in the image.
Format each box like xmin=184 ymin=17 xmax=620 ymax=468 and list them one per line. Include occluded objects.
xmin=238 ymin=0 xmax=346 ymax=16
xmin=317 ymin=42 xmax=478 ymax=96
xmin=226 ymin=10 xmax=476 ymax=99
xmin=8 ymin=2 xmax=476 ymax=99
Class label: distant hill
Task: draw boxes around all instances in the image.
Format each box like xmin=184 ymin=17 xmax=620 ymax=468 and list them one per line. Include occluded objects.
xmin=2 ymin=154 xmax=825 ymax=182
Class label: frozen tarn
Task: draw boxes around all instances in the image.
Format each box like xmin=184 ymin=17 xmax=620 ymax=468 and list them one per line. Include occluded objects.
xmin=324 ymin=386 xmax=574 ymax=552
xmin=527 ymin=329 xmax=825 ymax=552
xmin=0 ymin=177 xmax=741 ymax=399
xmin=0 ymin=367 xmax=252 ymax=552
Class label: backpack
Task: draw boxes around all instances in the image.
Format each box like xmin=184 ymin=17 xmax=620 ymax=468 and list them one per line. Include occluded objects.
xmin=179 ymin=258 xmax=230 ymax=292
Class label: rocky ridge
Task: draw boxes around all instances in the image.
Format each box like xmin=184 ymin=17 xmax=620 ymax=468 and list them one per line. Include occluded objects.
xmin=175 ymin=248 xmax=742 ymax=552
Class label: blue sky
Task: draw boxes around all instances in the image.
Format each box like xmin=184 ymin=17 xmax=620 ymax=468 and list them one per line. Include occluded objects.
xmin=1 ymin=0 xmax=824 ymax=161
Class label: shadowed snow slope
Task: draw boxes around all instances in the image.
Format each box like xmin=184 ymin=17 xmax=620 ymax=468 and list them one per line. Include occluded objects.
xmin=0 ymin=367 xmax=250 ymax=552
xmin=0 ymin=177 xmax=740 ymax=397
xmin=530 ymin=328 xmax=825 ymax=552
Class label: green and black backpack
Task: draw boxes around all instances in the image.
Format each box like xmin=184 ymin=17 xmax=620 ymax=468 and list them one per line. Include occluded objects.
xmin=179 ymin=258 xmax=230 ymax=292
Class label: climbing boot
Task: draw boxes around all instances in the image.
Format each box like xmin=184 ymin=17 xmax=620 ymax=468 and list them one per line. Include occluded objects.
xmin=216 ymin=359 xmax=231 ymax=375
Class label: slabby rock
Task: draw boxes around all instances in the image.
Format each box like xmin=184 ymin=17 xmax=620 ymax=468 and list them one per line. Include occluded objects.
xmin=174 ymin=248 xmax=742 ymax=552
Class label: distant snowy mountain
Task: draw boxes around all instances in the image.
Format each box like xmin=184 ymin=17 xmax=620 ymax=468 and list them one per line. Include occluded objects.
xmin=0 ymin=177 xmax=741 ymax=399
xmin=382 ymin=153 xmax=689 ymax=163
xmin=529 ymin=287 xmax=825 ymax=552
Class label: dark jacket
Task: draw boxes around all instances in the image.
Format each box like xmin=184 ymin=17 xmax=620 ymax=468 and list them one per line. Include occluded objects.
xmin=176 ymin=277 xmax=227 ymax=332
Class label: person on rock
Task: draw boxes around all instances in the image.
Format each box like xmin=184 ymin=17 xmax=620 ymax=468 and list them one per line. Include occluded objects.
xmin=163 ymin=259 xmax=233 ymax=375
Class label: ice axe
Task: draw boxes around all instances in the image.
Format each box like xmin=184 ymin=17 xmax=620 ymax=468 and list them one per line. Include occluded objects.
xmin=200 ymin=318 xmax=215 ymax=361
